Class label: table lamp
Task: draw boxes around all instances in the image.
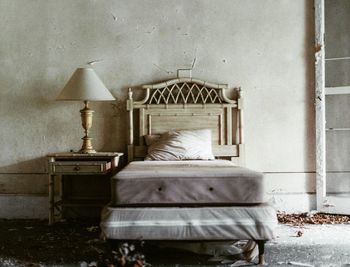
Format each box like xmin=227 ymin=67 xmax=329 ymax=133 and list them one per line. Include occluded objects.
xmin=56 ymin=68 xmax=115 ymax=153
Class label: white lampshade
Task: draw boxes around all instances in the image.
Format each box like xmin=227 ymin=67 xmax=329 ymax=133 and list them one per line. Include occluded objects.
xmin=56 ymin=68 xmax=115 ymax=101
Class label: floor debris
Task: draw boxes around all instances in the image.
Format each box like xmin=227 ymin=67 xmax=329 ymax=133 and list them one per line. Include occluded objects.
xmin=288 ymin=261 xmax=314 ymax=267
xmin=86 ymin=226 xmax=99 ymax=232
xmin=0 ymin=219 xmax=350 ymax=266
xmin=295 ymin=230 xmax=304 ymax=237
xmin=278 ymin=211 xmax=350 ymax=226
xmin=227 ymin=260 xmax=255 ymax=266
xmin=0 ymin=219 xmax=111 ymax=267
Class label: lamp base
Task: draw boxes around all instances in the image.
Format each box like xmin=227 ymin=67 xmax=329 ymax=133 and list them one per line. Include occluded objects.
xmin=79 ymin=137 xmax=96 ymax=154
xmin=78 ymin=101 xmax=97 ymax=154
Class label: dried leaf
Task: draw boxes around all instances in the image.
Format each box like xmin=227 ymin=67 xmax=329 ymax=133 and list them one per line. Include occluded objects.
xmin=296 ymin=230 xmax=303 ymax=237
xmin=278 ymin=212 xmax=350 ymax=226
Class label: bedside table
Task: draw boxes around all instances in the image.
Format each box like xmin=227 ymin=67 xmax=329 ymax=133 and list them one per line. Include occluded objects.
xmin=47 ymin=152 xmax=123 ymax=225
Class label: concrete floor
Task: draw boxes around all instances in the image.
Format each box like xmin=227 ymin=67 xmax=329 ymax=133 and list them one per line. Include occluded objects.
xmin=149 ymin=224 xmax=350 ymax=266
xmin=0 ymin=221 xmax=350 ymax=267
xmin=265 ymin=224 xmax=350 ymax=267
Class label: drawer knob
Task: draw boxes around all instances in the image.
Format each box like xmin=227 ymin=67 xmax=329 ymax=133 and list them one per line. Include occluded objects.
xmin=74 ymin=166 xmax=80 ymax=171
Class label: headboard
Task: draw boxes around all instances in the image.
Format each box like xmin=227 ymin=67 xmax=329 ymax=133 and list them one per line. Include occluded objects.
xmin=127 ymin=77 xmax=244 ymax=165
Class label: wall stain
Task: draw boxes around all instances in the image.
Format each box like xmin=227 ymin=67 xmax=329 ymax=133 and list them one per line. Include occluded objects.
xmin=87 ymin=59 xmax=104 ymax=66
xmin=315 ymin=43 xmax=322 ymax=53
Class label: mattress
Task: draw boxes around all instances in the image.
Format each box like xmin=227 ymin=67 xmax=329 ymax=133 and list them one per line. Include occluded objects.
xmin=111 ymin=160 xmax=265 ymax=205
xmin=100 ymin=204 xmax=277 ymax=240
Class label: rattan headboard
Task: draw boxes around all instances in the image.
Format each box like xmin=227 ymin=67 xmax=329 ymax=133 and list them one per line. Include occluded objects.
xmin=127 ymin=77 xmax=244 ymax=165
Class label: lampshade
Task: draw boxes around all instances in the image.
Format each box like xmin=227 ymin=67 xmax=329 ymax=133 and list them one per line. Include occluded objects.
xmin=56 ymin=68 xmax=115 ymax=101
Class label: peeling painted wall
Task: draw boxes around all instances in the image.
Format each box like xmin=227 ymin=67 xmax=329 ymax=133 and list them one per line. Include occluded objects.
xmin=325 ymin=0 xmax=350 ymax=195
xmin=0 ymin=0 xmax=315 ymax=217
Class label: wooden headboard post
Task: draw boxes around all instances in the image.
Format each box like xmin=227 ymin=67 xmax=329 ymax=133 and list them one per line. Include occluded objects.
xmin=127 ymin=88 xmax=134 ymax=162
xmin=237 ymin=88 xmax=245 ymax=166
xmin=127 ymin=78 xmax=245 ymax=165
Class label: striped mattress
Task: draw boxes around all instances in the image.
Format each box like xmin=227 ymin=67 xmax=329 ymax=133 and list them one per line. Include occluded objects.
xmin=100 ymin=204 xmax=277 ymax=241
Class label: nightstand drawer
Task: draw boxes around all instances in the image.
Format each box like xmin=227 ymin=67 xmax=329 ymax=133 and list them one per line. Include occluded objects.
xmin=51 ymin=161 xmax=112 ymax=174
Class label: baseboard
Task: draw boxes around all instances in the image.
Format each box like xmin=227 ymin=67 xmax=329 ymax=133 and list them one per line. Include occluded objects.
xmin=268 ymin=193 xmax=316 ymax=213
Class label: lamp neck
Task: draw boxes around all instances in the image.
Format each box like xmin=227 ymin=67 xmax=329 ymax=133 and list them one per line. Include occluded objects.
xmin=80 ymin=100 xmax=93 ymax=113
xmin=83 ymin=100 xmax=89 ymax=109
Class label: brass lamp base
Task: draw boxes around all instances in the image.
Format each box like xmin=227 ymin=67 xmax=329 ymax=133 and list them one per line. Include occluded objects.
xmin=79 ymin=137 xmax=96 ymax=154
xmin=79 ymin=100 xmax=96 ymax=154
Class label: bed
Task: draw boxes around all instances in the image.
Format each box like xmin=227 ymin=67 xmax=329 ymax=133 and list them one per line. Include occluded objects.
xmin=100 ymin=77 xmax=277 ymax=265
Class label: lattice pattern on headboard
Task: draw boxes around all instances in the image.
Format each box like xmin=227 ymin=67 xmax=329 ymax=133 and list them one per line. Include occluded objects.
xmin=127 ymin=78 xmax=244 ymax=165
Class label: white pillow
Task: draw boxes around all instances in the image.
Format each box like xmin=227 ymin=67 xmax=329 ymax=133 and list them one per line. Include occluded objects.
xmin=145 ymin=129 xmax=215 ymax=161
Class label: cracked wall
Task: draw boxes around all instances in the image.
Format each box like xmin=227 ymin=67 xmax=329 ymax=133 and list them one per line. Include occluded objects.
xmin=0 ymin=0 xmax=315 ymax=217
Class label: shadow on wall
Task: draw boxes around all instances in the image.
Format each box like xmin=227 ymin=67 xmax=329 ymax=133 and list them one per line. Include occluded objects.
xmin=99 ymin=85 xmax=156 ymax=161
xmin=0 ymin=157 xmax=47 ymax=174
xmin=0 ymin=157 xmax=47 ymax=197
xmin=304 ymin=0 xmax=316 ymax=209
xmin=100 ymin=99 xmax=128 ymax=156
